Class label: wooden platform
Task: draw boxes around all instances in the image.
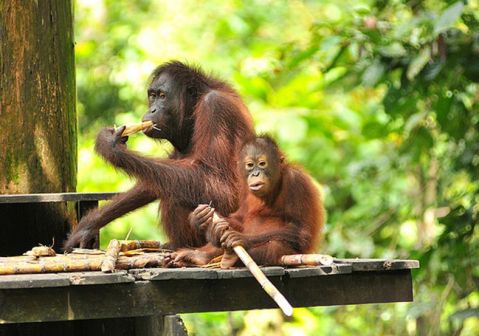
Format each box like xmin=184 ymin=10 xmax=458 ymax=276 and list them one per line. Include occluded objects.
xmin=0 ymin=193 xmax=420 ymax=335
xmin=0 ymin=259 xmax=419 ymax=324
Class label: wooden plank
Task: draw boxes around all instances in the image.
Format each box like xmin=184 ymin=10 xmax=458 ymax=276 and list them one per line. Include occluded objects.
xmin=0 ymin=192 xmax=119 ymax=204
xmin=285 ymin=263 xmax=352 ymax=278
xmin=215 ymin=266 xmax=284 ymax=279
xmin=0 ymin=262 xmax=411 ymax=287
xmin=333 ymin=259 xmax=420 ymax=271
xmin=61 ymin=271 xmax=134 ymax=285
xmin=0 ymin=272 xmax=134 ymax=289
xmin=130 ymin=267 xmax=285 ymax=281
xmin=284 ymin=270 xmax=413 ymax=307
xmin=0 ymin=273 xmax=70 ymax=289
xmin=0 ymin=269 xmax=414 ymax=323
xmin=130 ymin=268 xmax=219 ymax=281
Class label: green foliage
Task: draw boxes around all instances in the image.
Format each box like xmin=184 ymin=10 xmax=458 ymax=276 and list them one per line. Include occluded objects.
xmin=75 ymin=0 xmax=479 ymax=334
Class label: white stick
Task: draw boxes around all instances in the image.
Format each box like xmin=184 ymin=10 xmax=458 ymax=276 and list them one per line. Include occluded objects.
xmin=233 ymin=245 xmax=293 ymax=316
xmin=213 ymin=213 xmax=293 ymax=316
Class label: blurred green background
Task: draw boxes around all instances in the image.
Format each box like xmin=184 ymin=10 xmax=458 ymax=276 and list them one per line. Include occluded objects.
xmin=74 ymin=0 xmax=478 ymax=335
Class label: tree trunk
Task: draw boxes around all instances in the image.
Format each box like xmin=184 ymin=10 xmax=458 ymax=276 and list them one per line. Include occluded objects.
xmin=0 ymin=0 xmax=77 ymax=255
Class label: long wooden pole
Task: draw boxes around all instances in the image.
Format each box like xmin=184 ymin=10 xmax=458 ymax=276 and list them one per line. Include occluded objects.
xmin=213 ymin=213 xmax=293 ymax=316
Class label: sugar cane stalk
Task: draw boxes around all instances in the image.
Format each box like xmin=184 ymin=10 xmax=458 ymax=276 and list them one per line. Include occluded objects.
xmin=101 ymin=240 xmax=164 ymax=272
xmin=101 ymin=239 xmax=122 ymax=273
xmin=0 ymin=252 xmax=167 ymax=275
xmin=0 ymin=257 xmax=104 ymax=275
xmin=280 ymin=254 xmax=334 ymax=267
xmin=213 ymin=213 xmax=293 ymax=316
xmin=119 ymin=240 xmax=162 ymax=252
xmin=120 ymin=121 xmax=154 ymax=137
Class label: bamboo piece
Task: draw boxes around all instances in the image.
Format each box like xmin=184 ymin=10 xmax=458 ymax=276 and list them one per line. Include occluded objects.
xmin=116 ymin=253 xmax=166 ymax=269
xmin=280 ymin=254 xmax=334 ymax=267
xmin=101 ymin=239 xmax=121 ymax=273
xmin=0 ymin=258 xmax=103 ymax=275
xmin=101 ymin=240 xmax=164 ymax=273
xmin=233 ymin=245 xmax=293 ymax=316
xmin=120 ymin=121 xmax=154 ymax=137
xmin=201 ymin=262 xmax=222 ymax=269
xmin=0 ymin=255 xmax=37 ymax=263
xmin=70 ymin=248 xmax=104 ymax=255
xmin=25 ymin=245 xmax=56 ymax=257
xmin=119 ymin=240 xmax=163 ymax=252
xmin=0 ymin=252 xmax=168 ymax=275
xmin=123 ymin=248 xmax=163 ymax=256
xmin=210 ymin=255 xmax=223 ymax=264
xmin=213 ymin=213 xmax=293 ymax=316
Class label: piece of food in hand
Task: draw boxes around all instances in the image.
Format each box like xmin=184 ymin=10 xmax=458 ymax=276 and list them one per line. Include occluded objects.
xmin=120 ymin=121 xmax=154 ymax=136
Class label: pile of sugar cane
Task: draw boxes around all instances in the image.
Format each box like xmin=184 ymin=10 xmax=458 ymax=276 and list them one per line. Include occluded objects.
xmin=0 ymin=240 xmax=169 ymax=275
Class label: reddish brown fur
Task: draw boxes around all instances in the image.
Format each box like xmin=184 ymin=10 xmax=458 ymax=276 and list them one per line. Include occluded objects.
xmin=217 ymin=137 xmax=324 ymax=265
xmin=174 ymin=136 xmax=325 ymax=267
xmin=64 ymin=62 xmax=255 ymax=251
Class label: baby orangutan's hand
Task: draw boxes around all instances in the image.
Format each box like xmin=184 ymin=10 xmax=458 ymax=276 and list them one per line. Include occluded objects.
xmin=220 ymin=230 xmax=251 ymax=250
xmin=207 ymin=219 xmax=230 ymax=247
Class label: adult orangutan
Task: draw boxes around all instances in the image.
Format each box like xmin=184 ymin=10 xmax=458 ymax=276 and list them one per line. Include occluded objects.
xmin=170 ymin=135 xmax=324 ymax=267
xmin=64 ymin=61 xmax=255 ymax=251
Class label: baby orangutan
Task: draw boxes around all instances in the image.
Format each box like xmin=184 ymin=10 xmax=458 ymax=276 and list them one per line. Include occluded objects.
xmin=167 ymin=136 xmax=324 ymax=268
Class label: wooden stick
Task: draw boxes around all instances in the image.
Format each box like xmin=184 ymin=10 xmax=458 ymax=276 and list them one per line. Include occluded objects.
xmin=120 ymin=121 xmax=154 ymax=137
xmin=116 ymin=253 xmax=166 ymax=269
xmin=0 ymin=252 xmax=168 ymax=275
xmin=119 ymin=240 xmax=162 ymax=252
xmin=213 ymin=213 xmax=293 ymax=316
xmin=101 ymin=239 xmax=121 ymax=273
xmin=280 ymin=254 xmax=334 ymax=267
xmin=233 ymin=245 xmax=293 ymax=316
xmin=101 ymin=240 xmax=164 ymax=272
xmin=0 ymin=257 xmax=104 ymax=274
xmin=25 ymin=245 xmax=56 ymax=257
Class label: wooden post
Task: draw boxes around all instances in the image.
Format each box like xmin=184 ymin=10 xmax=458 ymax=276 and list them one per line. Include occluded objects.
xmin=0 ymin=0 xmax=77 ymax=255
xmin=135 ymin=315 xmax=188 ymax=336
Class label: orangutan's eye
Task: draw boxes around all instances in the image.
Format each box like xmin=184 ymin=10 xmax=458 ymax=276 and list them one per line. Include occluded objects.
xmin=258 ymin=160 xmax=267 ymax=168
